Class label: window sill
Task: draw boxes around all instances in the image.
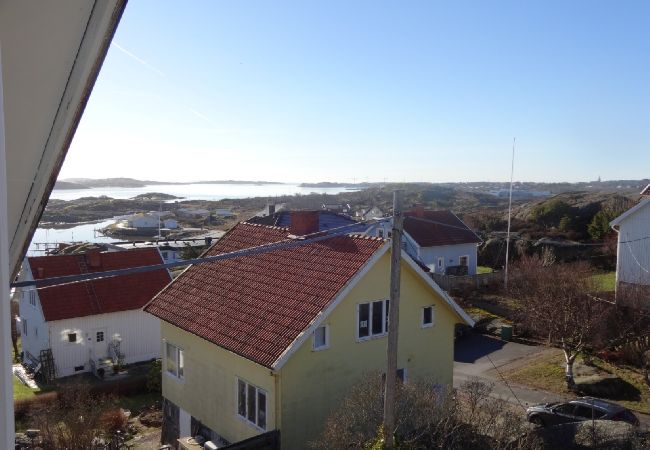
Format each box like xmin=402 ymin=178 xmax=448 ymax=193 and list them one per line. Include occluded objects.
xmin=312 ymin=344 xmax=330 ymax=352
xmin=164 ymin=371 xmax=185 ymax=385
xmin=421 ymin=323 xmax=434 ymax=329
xmin=356 ymin=333 xmax=387 ymax=343
xmin=236 ymin=414 xmax=267 ymax=433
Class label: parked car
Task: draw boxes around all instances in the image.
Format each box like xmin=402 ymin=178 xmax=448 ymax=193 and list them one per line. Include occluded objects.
xmin=526 ymin=397 xmax=639 ymax=427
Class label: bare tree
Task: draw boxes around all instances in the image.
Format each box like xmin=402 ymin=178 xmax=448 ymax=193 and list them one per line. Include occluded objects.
xmin=310 ymin=374 xmax=541 ymax=450
xmin=510 ymin=251 xmax=610 ymax=389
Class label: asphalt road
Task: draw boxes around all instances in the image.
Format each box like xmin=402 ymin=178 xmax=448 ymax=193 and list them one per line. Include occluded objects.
xmin=454 ymin=332 xmax=650 ymax=428
xmin=453 ymin=333 xmax=566 ymax=408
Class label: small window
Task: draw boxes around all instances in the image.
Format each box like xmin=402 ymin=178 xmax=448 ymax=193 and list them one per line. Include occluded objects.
xmin=237 ymin=378 xmax=267 ymax=430
xmin=74 ymin=365 xmax=85 ymax=372
xmin=459 ymin=255 xmax=469 ymax=266
xmin=376 ymin=228 xmax=384 ymax=238
xmin=29 ymin=291 xmax=36 ymax=307
xmin=166 ymin=342 xmax=184 ymax=380
xmin=422 ymin=306 xmax=434 ymax=328
xmin=161 ymin=251 xmax=168 ymax=260
xmin=96 ymin=331 xmax=104 ymax=342
xmin=22 ymin=319 xmax=27 ymax=336
xmin=68 ymin=333 xmax=77 ymax=343
xmin=313 ymin=325 xmax=329 ymax=350
xmin=397 ymin=368 xmax=406 ymax=382
xmin=358 ymin=300 xmax=389 ymax=340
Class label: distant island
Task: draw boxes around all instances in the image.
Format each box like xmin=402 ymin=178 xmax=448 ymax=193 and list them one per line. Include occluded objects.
xmin=54 ymin=178 xmax=286 ymax=189
xmin=299 ymin=182 xmax=371 ymax=188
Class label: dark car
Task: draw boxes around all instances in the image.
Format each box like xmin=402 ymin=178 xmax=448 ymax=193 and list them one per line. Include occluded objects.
xmin=526 ymin=397 xmax=639 ymax=427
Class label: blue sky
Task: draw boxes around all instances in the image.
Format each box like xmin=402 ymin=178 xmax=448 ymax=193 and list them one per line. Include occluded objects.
xmin=60 ymin=1 xmax=650 ymax=183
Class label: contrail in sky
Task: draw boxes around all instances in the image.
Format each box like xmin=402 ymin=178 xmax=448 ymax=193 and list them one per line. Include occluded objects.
xmin=112 ymin=42 xmax=166 ymax=77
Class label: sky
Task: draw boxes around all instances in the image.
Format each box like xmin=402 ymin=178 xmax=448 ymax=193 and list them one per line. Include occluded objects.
xmin=59 ymin=0 xmax=650 ymax=184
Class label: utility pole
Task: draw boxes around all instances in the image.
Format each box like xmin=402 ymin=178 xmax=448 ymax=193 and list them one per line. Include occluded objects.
xmin=504 ymin=137 xmax=516 ymax=291
xmin=383 ymin=189 xmax=404 ymax=447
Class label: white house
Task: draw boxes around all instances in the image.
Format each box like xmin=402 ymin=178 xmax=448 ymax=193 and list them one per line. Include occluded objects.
xmin=610 ymin=190 xmax=650 ymax=307
xmin=17 ymin=248 xmax=171 ymax=379
xmin=367 ymin=207 xmax=482 ymax=275
xmin=126 ymin=213 xmax=178 ymax=230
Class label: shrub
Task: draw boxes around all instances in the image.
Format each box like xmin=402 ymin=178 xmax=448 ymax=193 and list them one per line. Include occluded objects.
xmin=146 ymin=359 xmax=162 ymax=393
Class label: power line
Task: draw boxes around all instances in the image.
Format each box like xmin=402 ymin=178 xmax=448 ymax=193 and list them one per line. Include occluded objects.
xmin=12 ymin=218 xmax=389 ymax=290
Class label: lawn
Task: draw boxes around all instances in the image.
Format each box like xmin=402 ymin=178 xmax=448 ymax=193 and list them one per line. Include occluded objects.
xmin=13 ymin=375 xmax=40 ymax=400
xmin=590 ymin=272 xmax=616 ymax=292
xmin=503 ymin=349 xmax=650 ymax=414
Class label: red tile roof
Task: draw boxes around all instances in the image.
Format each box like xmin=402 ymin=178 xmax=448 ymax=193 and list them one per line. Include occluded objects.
xmin=145 ymin=222 xmax=385 ymax=368
xmin=403 ymin=210 xmax=481 ymax=247
xmin=28 ymin=248 xmax=171 ymax=322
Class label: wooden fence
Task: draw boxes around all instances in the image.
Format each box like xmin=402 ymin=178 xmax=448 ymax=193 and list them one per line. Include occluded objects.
xmin=429 ymin=271 xmax=503 ymax=294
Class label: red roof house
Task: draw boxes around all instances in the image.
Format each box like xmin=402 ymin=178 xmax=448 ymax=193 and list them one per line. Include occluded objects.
xmin=17 ymin=248 xmax=171 ymax=378
xmin=144 ymin=218 xmax=473 ymax=448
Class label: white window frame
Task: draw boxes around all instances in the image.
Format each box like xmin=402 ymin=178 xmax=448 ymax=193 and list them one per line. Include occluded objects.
xmin=459 ymin=255 xmax=469 ymax=266
xmin=165 ymin=341 xmax=185 ymax=381
xmin=236 ymin=378 xmax=267 ymax=431
xmin=312 ymin=324 xmax=330 ymax=351
xmin=357 ymin=299 xmax=389 ymax=341
xmin=421 ymin=305 xmax=434 ymax=328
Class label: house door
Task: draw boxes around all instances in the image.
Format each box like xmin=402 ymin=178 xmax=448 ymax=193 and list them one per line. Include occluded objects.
xmin=92 ymin=328 xmax=108 ymax=359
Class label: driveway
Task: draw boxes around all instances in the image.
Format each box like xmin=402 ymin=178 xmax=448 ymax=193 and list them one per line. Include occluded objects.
xmin=454 ymin=333 xmax=565 ymax=408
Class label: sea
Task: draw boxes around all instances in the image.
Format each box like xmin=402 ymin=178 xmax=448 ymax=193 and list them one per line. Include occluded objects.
xmin=31 ymin=183 xmax=355 ymax=255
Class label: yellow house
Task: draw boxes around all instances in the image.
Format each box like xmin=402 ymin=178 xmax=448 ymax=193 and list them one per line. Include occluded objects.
xmin=145 ymin=214 xmax=473 ymax=450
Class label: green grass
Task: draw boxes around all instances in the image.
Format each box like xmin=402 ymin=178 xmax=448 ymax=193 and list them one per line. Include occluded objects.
xmin=117 ymin=392 xmax=161 ymax=414
xmin=504 ymin=349 xmax=650 ymax=414
xmin=13 ymin=375 xmax=40 ymax=400
xmin=477 ymin=266 xmax=494 ymax=274
xmin=590 ymin=272 xmax=616 ymax=292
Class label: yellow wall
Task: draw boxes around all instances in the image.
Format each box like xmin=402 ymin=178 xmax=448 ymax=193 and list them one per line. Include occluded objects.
xmin=278 ymin=253 xmax=461 ymax=449
xmin=160 ymin=322 xmax=276 ymax=444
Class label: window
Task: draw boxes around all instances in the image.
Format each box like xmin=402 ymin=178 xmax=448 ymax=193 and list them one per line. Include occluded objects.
xmin=22 ymin=319 xmax=27 ymax=336
xmin=161 ymin=251 xmax=168 ymax=260
xmin=313 ymin=325 xmax=329 ymax=350
xmin=376 ymin=228 xmax=384 ymax=238
xmin=237 ymin=378 xmax=267 ymax=430
xmin=29 ymin=290 xmax=36 ymax=307
xmin=96 ymin=331 xmax=104 ymax=342
xmin=422 ymin=306 xmax=434 ymax=328
xmin=437 ymin=257 xmax=444 ymax=273
xmin=74 ymin=365 xmax=85 ymax=372
xmin=459 ymin=255 xmax=469 ymax=266
xmin=166 ymin=342 xmax=184 ymax=379
xmin=67 ymin=333 xmax=77 ymax=343
xmin=358 ymin=300 xmax=389 ymax=339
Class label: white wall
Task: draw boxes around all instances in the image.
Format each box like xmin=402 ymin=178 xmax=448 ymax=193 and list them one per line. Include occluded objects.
xmin=616 ymin=203 xmax=650 ymax=286
xmin=417 ymin=242 xmax=478 ymax=275
xmin=49 ymin=309 xmax=161 ymax=378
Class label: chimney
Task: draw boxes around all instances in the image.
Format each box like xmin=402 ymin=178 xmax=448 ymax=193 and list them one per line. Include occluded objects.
xmin=290 ymin=211 xmax=320 ymax=236
xmin=414 ymin=204 xmax=425 ymax=218
xmin=267 ymin=204 xmax=276 ymax=216
xmin=87 ymin=251 xmax=102 ymax=268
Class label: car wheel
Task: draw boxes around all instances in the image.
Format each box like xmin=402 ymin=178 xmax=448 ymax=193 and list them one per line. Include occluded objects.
xmin=530 ymin=415 xmax=545 ymax=427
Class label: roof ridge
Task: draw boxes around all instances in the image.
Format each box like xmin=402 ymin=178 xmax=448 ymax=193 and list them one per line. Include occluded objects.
xmin=240 ymin=222 xmax=289 ymax=232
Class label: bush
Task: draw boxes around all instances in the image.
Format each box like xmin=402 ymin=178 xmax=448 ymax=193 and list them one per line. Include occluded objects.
xmin=146 ymin=359 xmax=162 ymax=393
xmin=99 ymin=408 xmax=128 ymax=434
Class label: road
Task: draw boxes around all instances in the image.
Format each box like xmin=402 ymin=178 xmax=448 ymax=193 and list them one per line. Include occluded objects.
xmin=454 ymin=332 xmax=650 ymax=428
xmin=454 ymin=333 xmax=566 ymax=408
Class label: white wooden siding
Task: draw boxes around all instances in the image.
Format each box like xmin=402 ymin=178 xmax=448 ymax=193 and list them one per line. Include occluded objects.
xmin=16 ymin=260 xmax=49 ymax=360
xmin=49 ymin=309 xmax=161 ymax=378
xmin=616 ymin=202 xmax=650 ymax=286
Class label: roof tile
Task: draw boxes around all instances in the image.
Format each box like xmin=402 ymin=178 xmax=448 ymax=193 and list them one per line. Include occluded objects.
xmin=145 ymin=222 xmax=384 ymax=368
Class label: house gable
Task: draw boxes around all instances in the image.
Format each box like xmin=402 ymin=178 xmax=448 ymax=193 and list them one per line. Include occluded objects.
xmin=277 ymin=249 xmax=466 ymax=449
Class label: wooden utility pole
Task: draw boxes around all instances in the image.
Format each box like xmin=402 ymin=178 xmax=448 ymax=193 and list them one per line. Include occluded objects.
xmin=383 ymin=189 xmax=404 ymax=447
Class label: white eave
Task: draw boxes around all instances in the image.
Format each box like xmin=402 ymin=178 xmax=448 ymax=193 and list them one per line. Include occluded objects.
xmin=610 ymin=196 xmax=650 ymax=230
xmin=0 ymin=0 xmax=127 ymax=277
